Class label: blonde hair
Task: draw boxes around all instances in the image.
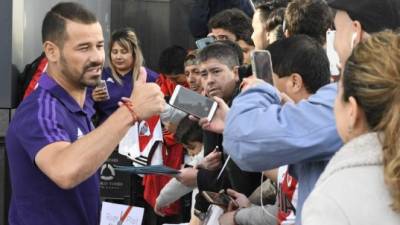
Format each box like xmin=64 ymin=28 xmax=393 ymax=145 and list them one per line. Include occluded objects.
xmin=109 ymin=28 xmax=144 ymax=85
xmin=342 ymin=30 xmax=400 ymax=212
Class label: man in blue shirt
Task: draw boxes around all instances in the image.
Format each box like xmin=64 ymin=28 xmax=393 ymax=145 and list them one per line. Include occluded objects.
xmin=216 ymin=34 xmax=335 ymax=225
xmin=6 ymin=2 xmax=164 ymax=225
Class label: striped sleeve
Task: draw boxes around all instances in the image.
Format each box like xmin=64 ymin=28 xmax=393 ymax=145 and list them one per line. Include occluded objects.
xmin=17 ymin=90 xmax=71 ymax=162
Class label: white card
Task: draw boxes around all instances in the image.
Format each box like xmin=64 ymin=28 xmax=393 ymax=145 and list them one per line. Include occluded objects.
xmin=100 ymin=201 xmax=144 ymax=225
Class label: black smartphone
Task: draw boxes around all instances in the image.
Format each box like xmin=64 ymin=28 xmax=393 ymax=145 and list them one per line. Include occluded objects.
xmin=195 ymin=36 xmax=215 ymax=49
xmin=169 ymin=85 xmax=217 ymax=121
xmin=238 ymin=64 xmax=253 ymax=82
xmin=251 ymin=50 xmax=273 ymax=84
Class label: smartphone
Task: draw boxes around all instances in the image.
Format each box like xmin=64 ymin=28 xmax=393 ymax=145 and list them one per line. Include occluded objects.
xmin=195 ymin=36 xmax=215 ymax=49
xmin=250 ymin=50 xmax=273 ymax=84
xmin=326 ymin=30 xmax=340 ymax=76
xmin=96 ymin=79 xmax=110 ymax=100
xmin=202 ymin=191 xmax=238 ymax=208
xmin=169 ymin=85 xmax=217 ymax=121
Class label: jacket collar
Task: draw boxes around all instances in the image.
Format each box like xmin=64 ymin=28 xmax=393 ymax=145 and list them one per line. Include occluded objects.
xmin=317 ymin=132 xmax=383 ymax=184
xmin=39 ymin=73 xmax=95 ymax=116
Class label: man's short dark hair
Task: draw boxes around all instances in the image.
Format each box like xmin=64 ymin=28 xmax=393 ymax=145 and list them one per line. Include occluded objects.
xmin=255 ymin=0 xmax=290 ymax=23
xmin=158 ymin=45 xmax=187 ymax=75
xmin=174 ymin=116 xmax=203 ymax=145
xmin=42 ymin=2 xmax=97 ymax=46
xmin=184 ymin=50 xmax=200 ymax=67
xmin=265 ymin=8 xmax=285 ymax=33
xmin=214 ymin=40 xmax=244 ymax=65
xmin=208 ymin=8 xmax=254 ymax=46
xmin=199 ymin=41 xmax=240 ymax=69
xmin=285 ymin=0 xmax=333 ymax=45
xmin=267 ymin=35 xmax=330 ymax=93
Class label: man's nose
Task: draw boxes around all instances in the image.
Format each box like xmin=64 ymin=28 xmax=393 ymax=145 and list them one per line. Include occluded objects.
xmin=206 ymin=75 xmax=215 ymax=86
xmin=90 ymin=48 xmax=105 ymax=64
xmin=188 ymin=74 xmax=196 ymax=82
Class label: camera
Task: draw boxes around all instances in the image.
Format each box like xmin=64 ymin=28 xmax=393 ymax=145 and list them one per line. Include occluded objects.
xmin=238 ymin=64 xmax=252 ymax=81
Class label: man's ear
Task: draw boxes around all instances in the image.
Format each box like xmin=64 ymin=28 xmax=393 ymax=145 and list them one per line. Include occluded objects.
xmin=43 ymin=41 xmax=60 ymax=63
xmin=289 ymin=73 xmax=303 ymax=93
xmin=352 ymin=21 xmax=363 ymax=46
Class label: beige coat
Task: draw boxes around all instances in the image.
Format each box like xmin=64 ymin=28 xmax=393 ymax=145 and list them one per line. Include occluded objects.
xmin=302 ymin=132 xmax=400 ymax=225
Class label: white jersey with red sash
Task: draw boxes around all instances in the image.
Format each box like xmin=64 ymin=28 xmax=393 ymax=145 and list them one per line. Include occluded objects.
xmin=119 ymin=115 xmax=163 ymax=167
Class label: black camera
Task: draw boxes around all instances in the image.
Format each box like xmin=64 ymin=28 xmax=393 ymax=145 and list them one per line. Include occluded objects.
xmin=238 ymin=64 xmax=252 ymax=81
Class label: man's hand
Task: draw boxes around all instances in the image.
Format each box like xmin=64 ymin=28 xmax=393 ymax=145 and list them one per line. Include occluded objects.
xmin=154 ymin=199 xmax=167 ymax=217
xmin=176 ymin=167 xmax=198 ymax=187
xmin=130 ymin=67 xmax=165 ymax=120
xmin=227 ymin=189 xmax=251 ymax=209
xmin=197 ymin=149 xmax=222 ymax=171
xmin=240 ymin=76 xmax=264 ymax=92
xmin=91 ymin=87 xmax=109 ymax=102
xmin=218 ymin=211 xmax=237 ymax=225
xmin=163 ymin=121 xmax=178 ymax=134
xmin=197 ymin=97 xmax=229 ymax=134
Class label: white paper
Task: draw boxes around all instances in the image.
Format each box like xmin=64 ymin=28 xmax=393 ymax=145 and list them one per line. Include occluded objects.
xmin=203 ymin=205 xmax=223 ymax=225
xmin=100 ymin=201 xmax=144 ymax=225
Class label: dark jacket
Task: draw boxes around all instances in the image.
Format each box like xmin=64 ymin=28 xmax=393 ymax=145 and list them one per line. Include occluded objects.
xmin=195 ymin=86 xmax=260 ymax=213
xmin=189 ymin=0 xmax=254 ymax=38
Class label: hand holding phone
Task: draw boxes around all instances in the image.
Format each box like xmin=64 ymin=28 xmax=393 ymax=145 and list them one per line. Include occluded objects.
xmin=169 ymin=85 xmax=217 ymax=121
xmin=226 ymin=189 xmax=251 ymax=209
xmin=92 ymin=79 xmax=110 ymax=101
xmin=197 ymin=96 xmax=229 ymax=134
xmin=251 ymin=50 xmax=273 ymax=84
xmin=239 ymin=76 xmax=264 ymax=92
xmin=202 ymin=191 xmax=238 ymax=208
xmin=197 ymin=148 xmax=222 ymax=171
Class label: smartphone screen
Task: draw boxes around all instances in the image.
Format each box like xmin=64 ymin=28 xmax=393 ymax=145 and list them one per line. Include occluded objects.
xmin=169 ymin=85 xmax=217 ymax=121
xmin=251 ymin=50 xmax=273 ymax=84
xmin=196 ymin=36 xmax=215 ymax=49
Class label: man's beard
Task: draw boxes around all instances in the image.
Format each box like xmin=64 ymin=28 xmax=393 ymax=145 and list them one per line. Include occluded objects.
xmin=60 ymin=53 xmax=103 ymax=88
